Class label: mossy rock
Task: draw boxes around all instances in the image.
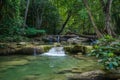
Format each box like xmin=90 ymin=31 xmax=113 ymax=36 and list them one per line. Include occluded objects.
xmin=64 ymin=45 xmax=92 ymax=54
xmin=72 ymin=45 xmax=83 ymax=53
xmin=0 ymin=43 xmax=8 ymax=49
xmin=64 ymin=46 xmax=73 ymax=54
xmin=54 ymin=43 xmax=61 ymax=47
xmin=83 ymin=46 xmax=93 ymax=54
xmin=43 ymin=46 xmax=52 ymax=52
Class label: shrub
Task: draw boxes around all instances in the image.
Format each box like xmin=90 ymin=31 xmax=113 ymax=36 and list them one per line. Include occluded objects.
xmin=0 ymin=35 xmax=30 ymax=42
xmin=91 ymin=35 xmax=120 ymax=70
xmin=25 ymin=27 xmax=46 ymax=36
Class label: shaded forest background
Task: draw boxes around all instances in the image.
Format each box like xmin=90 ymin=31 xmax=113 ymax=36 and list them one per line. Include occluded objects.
xmin=0 ymin=0 xmax=120 ymax=41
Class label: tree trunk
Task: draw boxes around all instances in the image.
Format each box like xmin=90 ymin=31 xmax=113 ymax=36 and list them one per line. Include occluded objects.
xmin=36 ymin=5 xmax=44 ymax=29
xmin=0 ymin=0 xmax=3 ymax=22
xmin=0 ymin=0 xmax=2 ymax=10
xmin=36 ymin=9 xmax=40 ymax=28
xmin=58 ymin=10 xmax=71 ymax=34
xmin=99 ymin=0 xmax=116 ymax=36
xmin=23 ymin=0 xmax=30 ymax=27
xmin=83 ymin=0 xmax=102 ymax=38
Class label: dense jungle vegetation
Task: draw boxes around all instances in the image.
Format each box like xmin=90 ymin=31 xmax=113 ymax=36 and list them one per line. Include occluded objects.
xmin=0 ymin=0 xmax=120 ymax=39
xmin=0 ymin=0 xmax=120 ymax=70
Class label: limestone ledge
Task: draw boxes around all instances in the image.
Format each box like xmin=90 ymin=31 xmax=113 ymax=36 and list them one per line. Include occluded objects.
xmin=0 ymin=42 xmax=93 ymax=55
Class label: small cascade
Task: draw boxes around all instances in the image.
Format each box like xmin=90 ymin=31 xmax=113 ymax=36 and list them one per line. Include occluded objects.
xmin=57 ymin=35 xmax=60 ymax=43
xmin=33 ymin=48 xmax=37 ymax=56
xmin=42 ymin=47 xmax=66 ymax=56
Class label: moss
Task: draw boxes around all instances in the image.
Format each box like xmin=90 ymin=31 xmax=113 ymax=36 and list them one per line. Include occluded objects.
xmin=72 ymin=45 xmax=83 ymax=53
xmin=64 ymin=46 xmax=73 ymax=54
xmin=43 ymin=45 xmax=52 ymax=52
xmin=54 ymin=43 xmax=61 ymax=47
xmin=64 ymin=45 xmax=93 ymax=54
xmin=83 ymin=46 xmax=93 ymax=54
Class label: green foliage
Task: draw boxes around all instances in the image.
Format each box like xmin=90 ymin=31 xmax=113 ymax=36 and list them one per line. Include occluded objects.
xmin=25 ymin=27 xmax=46 ymax=36
xmin=91 ymin=35 xmax=120 ymax=70
xmin=0 ymin=0 xmax=22 ymax=35
xmin=112 ymin=0 xmax=120 ymax=34
xmin=0 ymin=35 xmax=30 ymax=42
xmin=26 ymin=0 xmax=61 ymax=34
xmin=0 ymin=0 xmax=120 ymax=42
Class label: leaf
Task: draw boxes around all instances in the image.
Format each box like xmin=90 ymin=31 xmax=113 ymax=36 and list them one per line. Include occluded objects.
xmin=112 ymin=62 xmax=118 ymax=66
xmin=109 ymin=62 xmax=113 ymax=69
xmin=96 ymin=54 xmax=99 ymax=58
xmin=108 ymin=52 xmax=114 ymax=57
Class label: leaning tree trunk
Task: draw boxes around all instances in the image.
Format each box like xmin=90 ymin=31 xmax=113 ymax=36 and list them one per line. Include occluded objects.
xmin=99 ymin=0 xmax=116 ymax=36
xmin=83 ymin=0 xmax=102 ymax=38
xmin=58 ymin=10 xmax=71 ymax=34
xmin=23 ymin=0 xmax=30 ymax=27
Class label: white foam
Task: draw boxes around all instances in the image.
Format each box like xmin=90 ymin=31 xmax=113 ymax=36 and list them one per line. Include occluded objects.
xmin=42 ymin=47 xmax=66 ymax=56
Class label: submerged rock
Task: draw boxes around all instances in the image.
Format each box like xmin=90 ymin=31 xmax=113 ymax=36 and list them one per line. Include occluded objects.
xmin=0 ymin=59 xmax=29 ymax=71
xmin=67 ymin=70 xmax=106 ymax=80
xmin=24 ymin=75 xmax=39 ymax=80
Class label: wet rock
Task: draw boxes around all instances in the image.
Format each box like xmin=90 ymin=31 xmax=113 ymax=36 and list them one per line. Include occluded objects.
xmin=67 ymin=37 xmax=81 ymax=44
xmin=107 ymin=69 xmax=120 ymax=79
xmin=67 ymin=37 xmax=88 ymax=45
xmin=17 ymin=42 xmax=27 ymax=45
xmin=17 ymin=47 xmax=44 ymax=55
xmin=67 ymin=70 xmax=106 ymax=80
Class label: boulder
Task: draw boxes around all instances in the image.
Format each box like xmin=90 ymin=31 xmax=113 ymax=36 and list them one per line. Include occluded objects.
xmin=67 ymin=37 xmax=81 ymax=44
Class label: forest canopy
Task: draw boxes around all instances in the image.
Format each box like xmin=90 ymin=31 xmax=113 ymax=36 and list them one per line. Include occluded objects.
xmin=0 ymin=0 xmax=120 ymax=39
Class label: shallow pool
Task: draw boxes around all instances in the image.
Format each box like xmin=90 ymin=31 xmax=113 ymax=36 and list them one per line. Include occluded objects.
xmin=0 ymin=55 xmax=101 ymax=80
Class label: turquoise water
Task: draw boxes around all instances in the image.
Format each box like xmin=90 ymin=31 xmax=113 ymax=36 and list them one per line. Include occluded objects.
xmin=0 ymin=55 xmax=100 ymax=80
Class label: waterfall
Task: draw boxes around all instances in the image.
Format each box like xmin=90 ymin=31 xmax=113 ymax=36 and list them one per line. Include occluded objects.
xmin=42 ymin=47 xmax=66 ymax=56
